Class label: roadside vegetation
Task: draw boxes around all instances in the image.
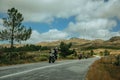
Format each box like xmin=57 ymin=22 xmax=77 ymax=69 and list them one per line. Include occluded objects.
xmin=86 ymin=54 xmax=120 ymax=80
xmin=0 ymin=44 xmax=53 ymax=66
xmin=0 ymin=41 xmax=95 ymax=66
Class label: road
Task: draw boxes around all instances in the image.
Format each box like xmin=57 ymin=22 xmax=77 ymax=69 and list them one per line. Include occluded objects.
xmin=0 ymin=58 xmax=98 ymax=80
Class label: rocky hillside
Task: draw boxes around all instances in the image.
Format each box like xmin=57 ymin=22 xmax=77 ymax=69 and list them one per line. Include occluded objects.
xmin=37 ymin=36 xmax=120 ymax=50
xmin=37 ymin=38 xmax=91 ymax=47
xmin=1 ymin=36 xmax=120 ymax=50
xmin=108 ymin=36 xmax=120 ymax=42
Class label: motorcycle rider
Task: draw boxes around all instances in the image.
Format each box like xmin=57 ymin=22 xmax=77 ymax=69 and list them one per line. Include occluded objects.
xmin=49 ymin=48 xmax=55 ymax=63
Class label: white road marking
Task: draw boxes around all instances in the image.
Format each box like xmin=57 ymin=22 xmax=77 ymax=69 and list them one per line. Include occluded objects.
xmin=0 ymin=60 xmax=79 ymax=79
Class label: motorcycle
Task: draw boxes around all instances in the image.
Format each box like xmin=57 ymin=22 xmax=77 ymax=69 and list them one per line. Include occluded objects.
xmin=49 ymin=55 xmax=55 ymax=63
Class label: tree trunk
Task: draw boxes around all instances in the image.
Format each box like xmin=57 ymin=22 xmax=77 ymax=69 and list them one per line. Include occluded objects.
xmin=11 ymin=36 xmax=14 ymax=49
xmin=10 ymin=17 xmax=15 ymax=50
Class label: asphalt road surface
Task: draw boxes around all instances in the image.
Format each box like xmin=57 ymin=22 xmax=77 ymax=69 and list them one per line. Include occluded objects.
xmin=0 ymin=58 xmax=98 ymax=80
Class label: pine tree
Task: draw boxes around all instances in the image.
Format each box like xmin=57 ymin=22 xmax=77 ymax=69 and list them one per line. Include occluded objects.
xmin=59 ymin=42 xmax=73 ymax=57
xmin=0 ymin=8 xmax=32 ymax=49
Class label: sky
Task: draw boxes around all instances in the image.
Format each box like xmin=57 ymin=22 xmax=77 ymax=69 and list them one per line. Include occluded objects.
xmin=0 ymin=0 xmax=120 ymax=44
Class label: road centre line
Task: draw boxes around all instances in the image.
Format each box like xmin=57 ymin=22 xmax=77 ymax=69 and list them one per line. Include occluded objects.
xmin=0 ymin=60 xmax=79 ymax=79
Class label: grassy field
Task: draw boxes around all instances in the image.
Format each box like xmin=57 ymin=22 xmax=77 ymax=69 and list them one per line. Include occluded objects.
xmin=86 ymin=55 xmax=120 ymax=80
xmin=0 ymin=50 xmax=78 ymax=66
xmin=0 ymin=51 xmax=49 ymax=66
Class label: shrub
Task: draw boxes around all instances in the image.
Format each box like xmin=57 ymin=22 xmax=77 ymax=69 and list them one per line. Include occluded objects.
xmin=114 ymin=54 xmax=120 ymax=66
xmin=99 ymin=51 xmax=104 ymax=56
xmin=66 ymin=54 xmax=77 ymax=59
xmin=39 ymin=57 xmax=48 ymax=61
xmin=59 ymin=42 xmax=74 ymax=57
xmin=90 ymin=50 xmax=94 ymax=56
xmin=104 ymin=50 xmax=110 ymax=56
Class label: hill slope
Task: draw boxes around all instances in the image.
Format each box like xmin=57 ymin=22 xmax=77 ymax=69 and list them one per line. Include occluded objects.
xmin=1 ymin=36 xmax=120 ymax=50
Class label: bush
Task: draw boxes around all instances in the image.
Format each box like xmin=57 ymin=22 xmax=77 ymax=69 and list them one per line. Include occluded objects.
xmin=99 ymin=51 xmax=104 ymax=56
xmin=104 ymin=49 xmax=110 ymax=56
xmin=39 ymin=57 xmax=48 ymax=61
xmin=66 ymin=54 xmax=77 ymax=59
xmin=35 ymin=54 xmax=49 ymax=61
xmin=90 ymin=50 xmax=94 ymax=56
xmin=59 ymin=42 xmax=74 ymax=57
xmin=0 ymin=44 xmax=50 ymax=53
xmin=114 ymin=54 xmax=120 ymax=66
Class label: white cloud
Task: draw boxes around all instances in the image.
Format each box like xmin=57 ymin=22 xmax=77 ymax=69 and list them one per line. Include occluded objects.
xmin=24 ymin=29 xmax=68 ymax=43
xmin=41 ymin=29 xmax=68 ymax=41
xmin=0 ymin=0 xmax=113 ymax=22
xmin=67 ymin=19 xmax=117 ymax=32
xmin=0 ymin=0 xmax=120 ymax=42
xmin=66 ymin=19 xmax=118 ymax=40
xmin=0 ymin=0 xmax=120 ymax=22
xmin=99 ymin=0 xmax=120 ymax=19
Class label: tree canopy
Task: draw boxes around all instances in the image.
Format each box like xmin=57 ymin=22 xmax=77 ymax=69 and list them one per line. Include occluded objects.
xmin=59 ymin=42 xmax=74 ymax=57
xmin=0 ymin=8 xmax=32 ymax=48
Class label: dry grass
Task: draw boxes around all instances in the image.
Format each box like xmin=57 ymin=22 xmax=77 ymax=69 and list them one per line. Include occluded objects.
xmin=93 ymin=49 xmax=120 ymax=55
xmin=86 ymin=56 xmax=120 ymax=80
xmin=36 ymin=38 xmax=90 ymax=46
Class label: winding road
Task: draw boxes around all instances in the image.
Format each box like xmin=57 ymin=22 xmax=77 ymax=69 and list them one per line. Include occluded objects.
xmin=0 ymin=57 xmax=98 ymax=80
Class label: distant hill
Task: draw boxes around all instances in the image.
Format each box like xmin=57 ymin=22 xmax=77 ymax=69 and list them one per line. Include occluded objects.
xmin=37 ymin=38 xmax=90 ymax=47
xmin=1 ymin=36 xmax=120 ymax=50
xmin=37 ymin=36 xmax=120 ymax=50
xmin=108 ymin=36 xmax=120 ymax=42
